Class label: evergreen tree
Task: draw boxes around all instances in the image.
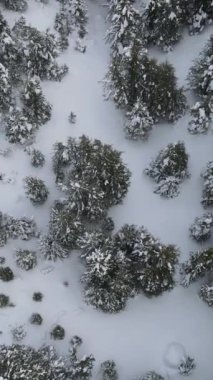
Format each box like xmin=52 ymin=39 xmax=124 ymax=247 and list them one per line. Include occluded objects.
xmin=145 ymin=0 xmax=182 ymax=51
xmin=0 ymin=62 xmax=12 ymax=112
xmin=40 ymin=234 xmax=69 ymax=261
xmin=5 ymin=108 xmax=35 ymax=144
xmin=188 ymin=101 xmax=211 ymax=134
xmin=178 ymin=356 xmax=196 ymax=376
xmin=1 ymin=0 xmax=28 ymax=11
xmin=201 ymin=161 xmax=213 ymax=207
xmin=27 ymin=148 xmax=45 ymax=167
xmin=55 ymin=5 xmax=72 ymax=51
xmin=178 ymin=0 xmax=213 ymax=34
xmin=24 ymin=176 xmax=49 ymax=205
xmin=144 ymin=142 xmax=189 ymax=198
xmin=49 ymin=201 xmax=85 ymax=250
xmin=181 ymin=247 xmax=213 ymax=286
xmin=16 ymin=249 xmax=37 ymax=271
xmin=142 ymin=372 xmax=165 ymax=380
xmin=125 ymin=101 xmax=154 ymax=140
xmin=69 ymin=336 xmax=95 ymax=380
xmin=69 ymin=0 xmax=88 ymax=38
xmin=101 ymin=360 xmax=118 ymax=380
xmin=106 ymin=0 xmax=142 ymax=56
xmin=200 ymin=282 xmax=213 ymax=306
xmin=22 ymin=77 xmax=52 ymax=126
xmin=189 ymin=213 xmax=213 ymax=241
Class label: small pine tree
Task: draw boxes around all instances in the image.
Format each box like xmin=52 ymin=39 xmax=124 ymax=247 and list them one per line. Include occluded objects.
xmin=189 ymin=213 xmax=213 ymax=241
xmin=22 ymin=77 xmax=52 ymax=126
xmin=101 ymin=360 xmax=118 ymax=380
xmin=144 ymin=142 xmax=189 ymax=198
xmin=188 ymin=101 xmax=211 ymax=134
xmin=69 ymin=336 xmax=95 ymax=380
xmin=142 ymin=372 xmax=165 ymax=380
xmin=2 ymin=0 xmax=28 ymax=11
xmin=55 ymin=5 xmax=72 ymax=51
xmin=201 ymin=161 xmax=213 ymax=207
xmin=178 ymin=356 xmax=196 ymax=376
xmin=24 ymin=176 xmax=49 ymax=205
xmin=0 ymin=63 xmax=12 ymax=113
xmin=181 ymin=247 xmax=213 ymax=287
xmin=69 ymin=0 xmax=88 ymax=38
xmin=28 ymin=148 xmax=45 ymax=167
xmin=16 ymin=249 xmax=37 ymax=271
xmin=5 ymin=109 xmax=35 ymax=144
xmin=200 ymin=282 xmax=213 ymax=306
xmin=40 ymin=234 xmax=69 ymax=261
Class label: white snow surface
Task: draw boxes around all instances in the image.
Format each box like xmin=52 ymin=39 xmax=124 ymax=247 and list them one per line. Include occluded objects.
xmin=0 ymin=1 xmax=212 ymax=379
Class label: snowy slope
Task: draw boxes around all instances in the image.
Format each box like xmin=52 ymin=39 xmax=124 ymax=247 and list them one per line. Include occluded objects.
xmin=0 ymin=1 xmax=212 ymax=379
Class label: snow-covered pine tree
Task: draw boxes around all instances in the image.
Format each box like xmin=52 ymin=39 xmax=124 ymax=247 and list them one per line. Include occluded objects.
xmin=201 ymin=161 xmax=213 ymax=207
xmin=0 ymin=62 xmax=12 ymax=112
xmin=69 ymin=0 xmax=88 ymax=38
xmin=142 ymin=372 xmax=165 ymax=380
xmin=49 ymin=201 xmax=85 ymax=250
xmin=145 ymin=0 xmax=182 ymax=51
xmin=27 ymin=148 xmax=45 ymax=167
xmin=5 ymin=108 xmax=36 ymax=144
xmin=24 ymin=176 xmax=49 ymax=205
xmin=125 ymin=101 xmax=154 ymax=140
xmin=22 ymin=77 xmax=52 ymax=126
xmin=106 ymin=0 xmax=142 ymax=57
xmin=105 ymin=45 xmax=186 ymax=122
xmin=55 ymin=4 xmax=72 ymax=51
xmin=181 ymin=247 xmax=213 ymax=286
xmin=189 ymin=213 xmax=213 ymax=241
xmin=144 ymin=142 xmax=189 ymax=198
xmin=69 ymin=336 xmax=95 ymax=380
xmin=40 ymin=234 xmax=69 ymax=261
xmin=188 ymin=101 xmax=211 ymax=134
xmin=101 ymin=360 xmax=118 ymax=380
xmin=200 ymin=282 xmax=213 ymax=306
xmin=16 ymin=249 xmax=37 ymax=271
xmin=178 ymin=356 xmax=196 ymax=376
xmin=1 ymin=0 xmax=28 ymax=11
xmin=178 ymin=0 xmax=213 ymax=34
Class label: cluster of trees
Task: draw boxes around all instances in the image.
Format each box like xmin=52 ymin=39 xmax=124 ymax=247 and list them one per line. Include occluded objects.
xmin=0 ymin=11 xmax=68 ymax=144
xmin=105 ymin=0 xmax=186 ymax=140
xmin=79 ymin=224 xmax=179 ymax=313
xmin=144 ymin=142 xmax=189 ymax=198
xmin=55 ymin=0 xmax=88 ymax=51
xmin=145 ymin=0 xmax=213 ymax=51
xmin=188 ymin=36 xmax=213 ymax=134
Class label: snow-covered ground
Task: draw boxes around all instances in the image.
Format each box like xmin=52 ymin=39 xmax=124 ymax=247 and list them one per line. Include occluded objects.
xmin=0 ymin=1 xmax=212 ymax=379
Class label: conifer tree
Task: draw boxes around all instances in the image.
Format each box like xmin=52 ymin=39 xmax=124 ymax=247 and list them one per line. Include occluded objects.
xmin=6 ymin=108 xmax=35 ymax=144
xmin=24 ymin=176 xmax=49 ymax=205
xmin=0 ymin=62 xmax=12 ymax=112
xmin=1 ymin=0 xmax=28 ymax=11
xmin=201 ymin=161 xmax=213 ymax=207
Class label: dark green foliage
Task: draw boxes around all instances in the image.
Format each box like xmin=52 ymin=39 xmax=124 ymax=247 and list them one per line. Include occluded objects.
xmin=0 ymin=63 xmax=12 ymax=112
xmin=50 ymin=325 xmax=65 ymax=340
xmin=55 ymin=4 xmax=72 ymax=51
xmin=145 ymin=142 xmax=189 ymax=198
xmin=24 ymin=176 xmax=49 ymax=205
xmin=53 ymin=136 xmax=131 ymax=221
xmin=201 ymin=161 xmax=213 ymax=207
xmin=101 ymin=216 xmax=115 ymax=234
xmin=0 ymin=266 xmax=14 ymax=281
xmin=30 ymin=313 xmax=43 ymax=325
xmin=125 ymin=101 xmax=154 ymax=141
xmin=16 ymin=249 xmax=37 ymax=271
xmin=33 ymin=292 xmax=43 ymax=302
xmin=189 ymin=213 xmax=213 ymax=241
xmin=1 ymin=0 xmax=28 ymax=11
xmin=105 ymin=46 xmax=186 ymax=122
xmin=101 ymin=360 xmax=118 ymax=380
xmin=0 ymin=294 xmax=10 ymax=307
xmin=70 ymin=0 xmax=88 ymax=38
xmin=40 ymin=234 xmax=69 ymax=261
xmin=145 ymin=0 xmax=182 ymax=51
xmin=29 ymin=148 xmax=45 ymax=167
xmin=181 ymin=247 xmax=213 ymax=286
xmin=22 ymin=77 xmax=52 ymax=126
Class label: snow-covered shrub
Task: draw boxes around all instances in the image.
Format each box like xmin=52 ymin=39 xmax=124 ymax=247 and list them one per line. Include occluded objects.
xmin=30 ymin=313 xmax=43 ymax=325
xmin=5 ymin=109 xmax=36 ymax=144
xmin=189 ymin=213 xmax=213 ymax=241
xmin=178 ymin=356 xmax=196 ymax=376
xmin=22 ymin=77 xmax=52 ymax=126
xmin=24 ymin=176 xmax=49 ymax=205
xmin=27 ymin=148 xmax=45 ymax=167
xmin=53 ymin=136 xmax=131 ymax=221
xmin=0 ymin=294 xmax=10 ymax=307
xmin=6 ymin=216 xmax=38 ymax=240
xmin=200 ymin=282 xmax=213 ymax=306
xmin=101 ymin=360 xmax=118 ymax=380
xmin=145 ymin=0 xmax=182 ymax=51
xmin=105 ymin=48 xmax=186 ymax=123
xmin=181 ymin=247 xmax=213 ymax=287
xmin=145 ymin=142 xmax=189 ymax=198
xmin=33 ymin=292 xmax=43 ymax=302
xmin=40 ymin=234 xmax=69 ymax=261
xmin=1 ymin=0 xmax=28 ymax=11
xmin=49 ymin=201 xmax=85 ymax=249
xmin=142 ymin=372 xmax=165 ymax=380
xmin=188 ymin=101 xmax=211 ymax=134
xmin=201 ymin=161 xmax=213 ymax=207
xmin=50 ymin=325 xmax=65 ymax=340
xmin=16 ymin=249 xmax=37 ymax=271
xmin=11 ymin=325 xmax=27 ymax=342
xmin=0 ymin=62 xmax=12 ymax=113
xmin=0 ymin=344 xmax=66 ymax=379
xmin=0 ymin=266 xmax=14 ymax=281
xmin=125 ymin=102 xmax=154 ymax=141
